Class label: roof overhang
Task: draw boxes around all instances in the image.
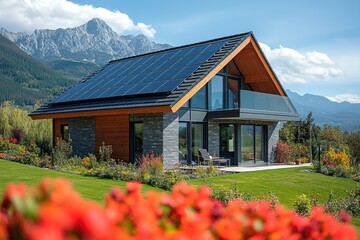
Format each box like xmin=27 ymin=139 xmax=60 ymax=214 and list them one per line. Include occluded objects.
xmin=30 ymin=105 xmax=172 ymax=120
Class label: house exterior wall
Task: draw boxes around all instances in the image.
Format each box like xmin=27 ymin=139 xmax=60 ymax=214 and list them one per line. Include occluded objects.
xmin=208 ymin=121 xmax=220 ymax=157
xmin=130 ymin=112 xmax=179 ymax=169
xmin=162 ymin=112 xmax=179 ymax=169
xmin=267 ymin=122 xmax=282 ymax=162
xmin=53 ymin=118 xmax=69 ymax=144
xmin=69 ymin=117 xmax=96 ymax=157
xmin=96 ymin=115 xmax=129 ymax=161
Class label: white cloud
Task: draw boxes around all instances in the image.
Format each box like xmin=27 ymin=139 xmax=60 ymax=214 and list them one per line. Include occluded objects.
xmin=259 ymin=43 xmax=342 ymax=84
xmin=0 ymin=0 xmax=156 ymax=37
xmin=327 ymin=93 xmax=360 ymax=104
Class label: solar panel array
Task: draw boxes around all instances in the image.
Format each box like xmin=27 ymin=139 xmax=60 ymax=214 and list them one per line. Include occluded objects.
xmin=51 ymin=40 xmax=228 ymax=104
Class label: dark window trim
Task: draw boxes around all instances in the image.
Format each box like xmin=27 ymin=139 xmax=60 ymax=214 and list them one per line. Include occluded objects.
xmin=60 ymin=124 xmax=69 ymax=142
xmin=129 ymin=121 xmax=143 ymax=164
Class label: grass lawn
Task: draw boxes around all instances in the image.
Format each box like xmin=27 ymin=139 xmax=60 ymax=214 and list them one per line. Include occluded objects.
xmin=189 ymin=167 xmax=357 ymax=207
xmin=0 ymin=159 xmax=163 ymax=204
xmin=188 ymin=166 xmax=360 ymax=234
xmin=1 ymin=160 xmax=359 ymax=235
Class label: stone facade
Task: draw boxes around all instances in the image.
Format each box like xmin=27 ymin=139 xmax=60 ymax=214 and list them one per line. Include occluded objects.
xmin=267 ymin=122 xmax=282 ymax=162
xmin=162 ymin=112 xmax=179 ymax=169
xmin=208 ymin=121 xmax=220 ymax=157
xmin=68 ymin=117 xmax=96 ymax=157
xmin=130 ymin=112 xmax=179 ymax=169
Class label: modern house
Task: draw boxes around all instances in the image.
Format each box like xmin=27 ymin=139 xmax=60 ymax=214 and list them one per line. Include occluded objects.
xmin=30 ymin=32 xmax=298 ymax=168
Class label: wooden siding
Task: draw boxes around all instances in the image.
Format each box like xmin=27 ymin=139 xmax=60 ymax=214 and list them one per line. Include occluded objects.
xmin=53 ymin=118 xmax=69 ymax=144
xmin=96 ymin=115 xmax=129 ymax=162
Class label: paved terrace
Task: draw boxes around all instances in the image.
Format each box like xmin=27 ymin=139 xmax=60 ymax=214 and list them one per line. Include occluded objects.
xmin=219 ymin=163 xmax=312 ymax=173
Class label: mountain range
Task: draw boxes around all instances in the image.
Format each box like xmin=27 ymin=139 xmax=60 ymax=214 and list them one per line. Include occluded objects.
xmin=286 ymin=90 xmax=360 ymax=131
xmin=0 ymin=18 xmax=359 ymax=130
xmin=0 ymin=18 xmax=171 ymax=80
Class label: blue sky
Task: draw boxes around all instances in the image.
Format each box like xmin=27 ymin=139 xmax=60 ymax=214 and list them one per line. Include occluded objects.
xmin=1 ymin=0 xmax=359 ymax=102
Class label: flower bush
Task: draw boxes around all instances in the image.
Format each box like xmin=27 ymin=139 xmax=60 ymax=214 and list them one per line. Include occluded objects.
xmin=0 ymin=178 xmax=357 ymax=240
xmin=274 ymin=141 xmax=292 ymax=164
xmin=323 ymin=147 xmax=350 ymax=167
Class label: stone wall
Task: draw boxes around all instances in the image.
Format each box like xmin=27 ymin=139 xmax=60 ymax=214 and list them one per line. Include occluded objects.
xmin=268 ymin=122 xmax=282 ymax=162
xmin=162 ymin=112 xmax=179 ymax=169
xmin=130 ymin=112 xmax=179 ymax=169
xmin=69 ymin=117 xmax=96 ymax=157
xmin=208 ymin=121 xmax=220 ymax=157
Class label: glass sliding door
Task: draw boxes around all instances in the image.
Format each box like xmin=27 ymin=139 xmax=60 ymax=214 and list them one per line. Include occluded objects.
xmin=220 ymin=124 xmax=235 ymax=162
xmin=179 ymin=122 xmax=188 ymax=163
xmin=240 ymin=125 xmax=265 ymax=163
xmin=192 ymin=123 xmax=204 ymax=161
xmin=255 ymin=126 xmax=264 ymax=161
xmin=241 ymin=125 xmax=255 ymax=162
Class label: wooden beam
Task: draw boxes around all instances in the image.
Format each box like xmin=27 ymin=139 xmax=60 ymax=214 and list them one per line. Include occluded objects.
xmin=171 ymin=36 xmax=251 ymax=112
xmin=30 ymin=105 xmax=172 ymax=120
xmin=249 ymin=37 xmax=286 ymax=96
xmin=243 ymin=74 xmax=270 ymax=83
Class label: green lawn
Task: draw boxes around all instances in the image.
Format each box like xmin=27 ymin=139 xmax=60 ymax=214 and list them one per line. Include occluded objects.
xmin=189 ymin=166 xmax=360 ymax=234
xmin=0 ymin=159 xmax=163 ymax=203
xmin=189 ymin=167 xmax=358 ymax=207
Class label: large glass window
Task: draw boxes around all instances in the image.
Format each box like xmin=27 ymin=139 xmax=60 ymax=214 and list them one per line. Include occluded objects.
xmin=210 ymin=75 xmax=224 ymax=110
xmin=220 ymin=124 xmax=235 ymax=152
xmin=191 ymin=85 xmax=207 ymax=109
xmin=241 ymin=125 xmax=254 ymax=161
xmin=255 ymin=126 xmax=264 ymax=161
xmin=192 ymin=123 xmax=204 ymax=161
xmin=240 ymin=125 xmax=265 ymax=162
xmin=227 ymin=78 xmax=239 ymax=109
xmin=179 ymin=122 xmax=188 ymax=161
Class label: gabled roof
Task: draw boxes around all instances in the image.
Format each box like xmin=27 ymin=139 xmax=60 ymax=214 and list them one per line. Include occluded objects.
xmin=30 ymin=32 xmax=286 ymax=119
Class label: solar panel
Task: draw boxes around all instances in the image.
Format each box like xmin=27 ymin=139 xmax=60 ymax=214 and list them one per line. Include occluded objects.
xmin=51 ymin=39 xmax=231 ymax=104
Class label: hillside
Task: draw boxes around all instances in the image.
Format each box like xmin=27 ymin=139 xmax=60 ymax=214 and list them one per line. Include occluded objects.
xmin=287 ymin=90 xmax=360 ymax=131
xmin=0 ymin=35 xmax=75 ymax=105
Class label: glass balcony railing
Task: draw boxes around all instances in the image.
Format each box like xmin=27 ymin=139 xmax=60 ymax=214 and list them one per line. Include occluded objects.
xmin=240 ymin=90 xmax=296 ymax=115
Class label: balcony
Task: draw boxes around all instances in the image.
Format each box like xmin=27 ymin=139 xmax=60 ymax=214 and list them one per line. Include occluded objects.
xmin=208 ymin=90 xmax=298 ymax=121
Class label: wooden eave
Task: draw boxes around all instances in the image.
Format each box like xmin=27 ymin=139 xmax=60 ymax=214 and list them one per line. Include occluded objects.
xmin=30 ymin=105 xmax=172 ymax=120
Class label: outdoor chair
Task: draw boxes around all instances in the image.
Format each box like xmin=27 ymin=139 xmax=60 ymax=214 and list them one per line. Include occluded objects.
xmin=198 ymin=149 xmax=230 ymax=167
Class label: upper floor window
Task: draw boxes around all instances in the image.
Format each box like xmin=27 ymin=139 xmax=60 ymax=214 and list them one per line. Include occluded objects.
xmin=210 ymin=75 xmax=224 ymax=110
xmin=191 ymin=84 xmax=207 ymax=109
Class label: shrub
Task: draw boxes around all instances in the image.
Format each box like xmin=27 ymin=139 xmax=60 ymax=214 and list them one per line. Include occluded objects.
xmin=324 ymin=187 xmax=360 ymax=218
xmin=99 ymin=142 xmax=113 ymax=162
xmin=274 ymin=141 xmax=292 ymax=164
xmin=0 ymin=179 xmax=357 ymax=240
xmin=10 ymin=128 xmax=24 ymax=143
xmin=323 ymin=147 xmax=350 ymax=167
xmin=53 ymin=138 xmax=72 ymax=166
xmin=140 ymin=153 xmax=163 ymax=179
xmin=293 ymin=194 xmax=312 ymax=216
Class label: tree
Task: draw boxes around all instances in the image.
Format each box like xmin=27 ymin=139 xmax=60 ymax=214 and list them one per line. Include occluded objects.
xmin=319 ymin=124 xmax=346 ymax=152
xmin=347 ymin=130 xmax=360 ymax=165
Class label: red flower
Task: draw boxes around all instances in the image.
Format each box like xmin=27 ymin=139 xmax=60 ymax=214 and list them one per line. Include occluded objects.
xmin=0 ymin=179 xmax=357 ymax=240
